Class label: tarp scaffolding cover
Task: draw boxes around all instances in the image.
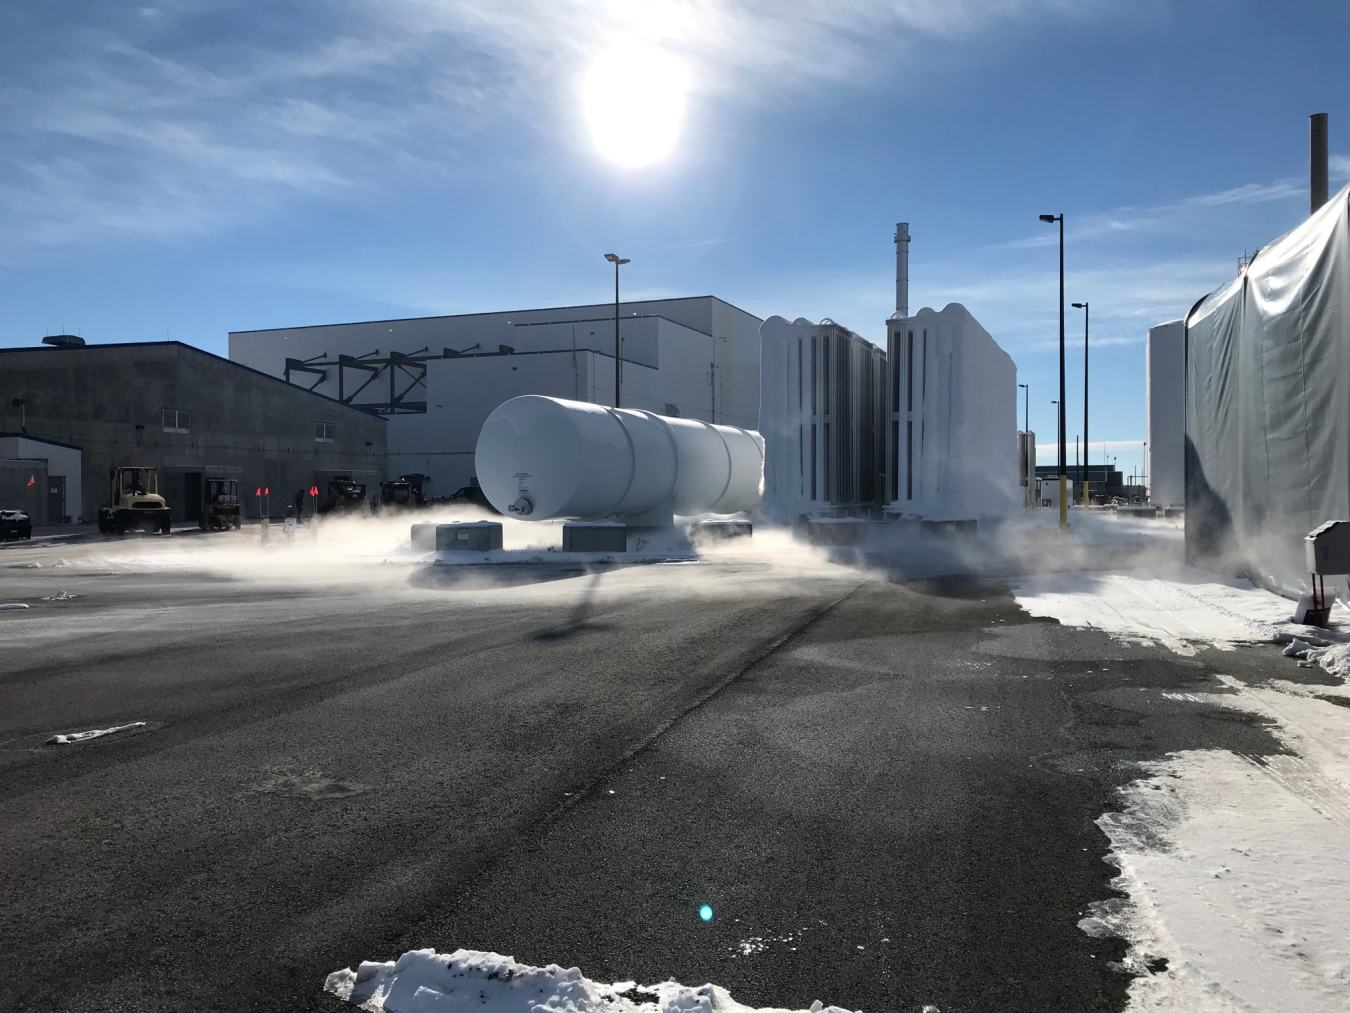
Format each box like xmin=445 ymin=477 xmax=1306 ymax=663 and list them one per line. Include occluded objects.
xmin=1186 ymin=182 xmax=1350 ymax=595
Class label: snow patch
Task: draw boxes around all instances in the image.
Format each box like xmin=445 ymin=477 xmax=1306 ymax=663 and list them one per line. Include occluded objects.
xmin=324 ymin=949 xmax=856 ymax=1013
xmin=1013 ymin=565 xmax=1346 ymax=655
xmin=1094 ymin=746 xmax=1350 ymax=1011
xmin=1087 ymin=672 xmax=1350 ymax=1011
xmin=45 ymin=721 xmax=146 ymax=745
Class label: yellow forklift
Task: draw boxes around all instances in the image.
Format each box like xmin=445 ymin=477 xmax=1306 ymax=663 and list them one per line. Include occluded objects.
xmin=97 ymin=467 xmax=171 ymax=535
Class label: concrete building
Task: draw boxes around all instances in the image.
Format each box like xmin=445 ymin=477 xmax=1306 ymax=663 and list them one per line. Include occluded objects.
xmin=0 ymin=341 xmax=387 ymax=523
xmin=758 ymin=316 xmax=886 ymax=519
xmin=885 ymin=303 xmax=1019 ymax=520
xmin=228 ymin=296 xmax=762 ymax=499
xmin=0 ymin=434 xmax=82 ymax=524
xmin=1146 ymin=319 xmax=1184 ymax=508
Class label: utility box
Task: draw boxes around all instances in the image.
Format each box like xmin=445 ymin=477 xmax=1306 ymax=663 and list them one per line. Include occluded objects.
xmin=1306 ymin=520 xmax=1350 ymax=574
xmin=806 ymin=517 xmax=868 ymax=545
xmin=690 ymin=519 xmax=753 ymax=543
xmin=920 ymin=518 xmax=977 ymax=536
xmin=562 ymin=522 xmax=626 ymax=552
xmin=411 ymin=521 xmax=503 ymax=552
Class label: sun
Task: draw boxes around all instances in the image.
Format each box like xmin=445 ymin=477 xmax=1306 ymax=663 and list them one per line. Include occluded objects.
xmin=583 ymin=45 xmax=689 ymax=168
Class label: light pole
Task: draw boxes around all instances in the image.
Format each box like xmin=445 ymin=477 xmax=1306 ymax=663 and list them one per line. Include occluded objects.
xmin=604 ymin=253 xmax=630 ymax=408
xmin=1051 ymin=399 xmax=1059 ymax=509
xmin=1018 ymin=383 xmax=1029 ymax=508
xmin=1072 ymin=301 xmax=1089 ymax=508
xmin=1040 ymin=213 xmax=1066 ymax=530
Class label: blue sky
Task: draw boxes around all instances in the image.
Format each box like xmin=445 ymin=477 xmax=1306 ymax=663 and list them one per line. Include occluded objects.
xmin=2 ymin=1 xmax=1347 ymax=478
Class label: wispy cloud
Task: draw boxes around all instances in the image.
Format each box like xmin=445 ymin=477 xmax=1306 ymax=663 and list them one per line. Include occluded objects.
xmin=0 ymin=0 xmax=1116 ymax=252
xmin=1002 ymin=176 xmax=1308 ymax=250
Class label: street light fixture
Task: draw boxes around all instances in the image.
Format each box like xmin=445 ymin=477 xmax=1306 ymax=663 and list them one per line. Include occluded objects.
xmin=1072 ymin=301 xmax=1089 ymax=508
xmin=1040 ymin=213 xmax=1066 ymax=530
xmin=604 ymin=253 xmax=630 ymax=408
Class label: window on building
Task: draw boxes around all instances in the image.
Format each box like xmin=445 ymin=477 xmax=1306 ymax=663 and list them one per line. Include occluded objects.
xmin=161 ymin=408 xmax=191 ymax=433
xmin=315 ymin=422 xmax=335 ymax=443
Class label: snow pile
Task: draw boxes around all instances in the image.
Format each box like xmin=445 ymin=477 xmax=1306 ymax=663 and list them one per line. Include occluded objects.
xmin=1313 ymin=643 xmax=1350 ymax=679
xmin=1013 ymin=565 xmax=1346 ymax=657
xmin=325 ymin=949 xmax=856 ymax=1013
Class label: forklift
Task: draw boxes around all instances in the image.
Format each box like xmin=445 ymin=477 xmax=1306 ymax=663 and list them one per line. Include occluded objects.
xmin=375 ymin=473 xmax=430 ymax=512
xmin=199 ymin=476 xmax=242 ymax=531
xmin=318 ymin=478 xmax=368 ymax=515
xmin=97 ymin=467 xmax=171 ymax=535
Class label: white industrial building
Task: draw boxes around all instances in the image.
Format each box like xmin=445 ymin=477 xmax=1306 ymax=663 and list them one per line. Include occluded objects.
xmin=758 ymin=316 xmax=886 ymax=520
xmin=884 ymin=302 xmax=1019 ymax=520
xmin=1146 ymin=319 xmax=1185 ymax=509
xmin=229 ymin=297 xmax=760 ymax=498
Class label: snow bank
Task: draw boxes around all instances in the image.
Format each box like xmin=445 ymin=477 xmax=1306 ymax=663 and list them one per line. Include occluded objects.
xmin=1013 ymin=565 xmax=1347 ymax=657
xmin=325 ymin=949 xmax=855 ymax=1013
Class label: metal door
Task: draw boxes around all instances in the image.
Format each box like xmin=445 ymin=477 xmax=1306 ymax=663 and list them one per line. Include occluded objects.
xmin=47 ymin=475 xmax=65 ymax=524
xmin=184 ymin=472 xmax=202 ymax=522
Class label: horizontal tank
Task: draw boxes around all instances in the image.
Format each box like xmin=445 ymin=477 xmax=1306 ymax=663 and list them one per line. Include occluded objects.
xmin=475 ymin=396 xmax=764 ymax=522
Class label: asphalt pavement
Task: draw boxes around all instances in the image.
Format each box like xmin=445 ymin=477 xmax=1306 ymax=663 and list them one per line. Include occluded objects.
xmin=0 ymin=533 xmax=1294 ymax=1013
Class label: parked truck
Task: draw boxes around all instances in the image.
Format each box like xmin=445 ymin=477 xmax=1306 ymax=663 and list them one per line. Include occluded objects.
xmin=97 ymin=467 xmax=171 ymax=535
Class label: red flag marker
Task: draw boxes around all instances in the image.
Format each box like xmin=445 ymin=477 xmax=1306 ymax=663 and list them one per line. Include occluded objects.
xmin=27 ymin=475 xmax=35 ymax=486
xmin=264 ymin=487 xmax=269 ymax=496
xmin=256 ymin=488 xmax=261 ymax=497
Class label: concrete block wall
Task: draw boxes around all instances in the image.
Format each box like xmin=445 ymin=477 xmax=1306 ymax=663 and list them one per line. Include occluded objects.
xmin=0 ymin=342 xmax=388 ymax=522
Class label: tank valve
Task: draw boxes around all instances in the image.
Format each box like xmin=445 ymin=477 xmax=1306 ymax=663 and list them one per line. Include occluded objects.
xmin=510 ymin=496 xmax=533 ymax=516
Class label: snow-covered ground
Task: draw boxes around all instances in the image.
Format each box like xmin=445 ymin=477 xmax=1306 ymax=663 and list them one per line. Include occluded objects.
xmin=1014 ymin=549 xmax=1350 ymax=1011
xmin=325 ymin=948 xmax=855 ymax=1013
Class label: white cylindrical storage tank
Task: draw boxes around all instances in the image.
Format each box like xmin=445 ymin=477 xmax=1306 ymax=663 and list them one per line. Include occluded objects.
xmin=475 ymin=395 xmax=763 ymax=521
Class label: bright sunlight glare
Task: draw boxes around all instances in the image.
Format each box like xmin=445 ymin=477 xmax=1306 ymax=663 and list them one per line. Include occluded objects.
xmin=583 ymin=44 xmax=689 ymax=168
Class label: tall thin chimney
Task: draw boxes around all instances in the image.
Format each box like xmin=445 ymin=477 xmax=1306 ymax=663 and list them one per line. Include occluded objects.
xmin=1311 ymin=112 xmax=1329 ymax=215
xmin=894 ymin=222 xmax=910 ymax=318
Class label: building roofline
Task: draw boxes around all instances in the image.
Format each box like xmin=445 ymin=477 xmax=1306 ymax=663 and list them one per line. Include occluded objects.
xmin=0 ymin=341 xmax=387 ymax=422
xmin=0 ymin=432 xmax=83 ymax=450
xmin=227 ymin=295 xmax=760 ymax=337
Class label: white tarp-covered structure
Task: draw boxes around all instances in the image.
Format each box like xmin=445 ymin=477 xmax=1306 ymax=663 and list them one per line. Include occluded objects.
xmin=1185 ymin=182 xmax=1350 ymax=595
xmin=1146 ymin=319 xmax=1184 ymax=508
xmin=885 ymin=304 xmax=1019 ymax=520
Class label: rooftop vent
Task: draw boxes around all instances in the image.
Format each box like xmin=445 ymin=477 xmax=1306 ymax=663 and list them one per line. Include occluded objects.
xmin=42 ymin=334 xmax=85 ymax=347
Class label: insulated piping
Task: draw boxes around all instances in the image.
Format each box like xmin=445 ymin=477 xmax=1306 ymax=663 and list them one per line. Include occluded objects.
xmin=605 ymin=407 xmax=640 ymax=518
